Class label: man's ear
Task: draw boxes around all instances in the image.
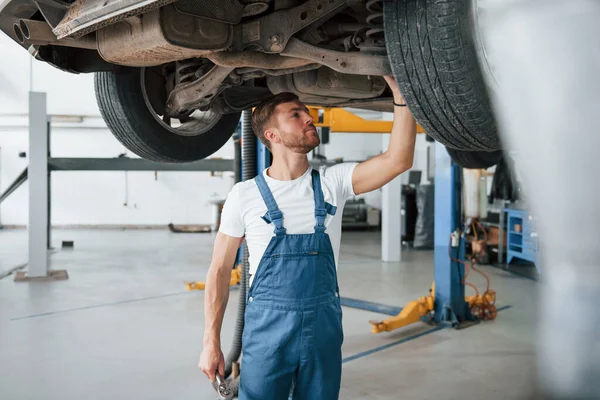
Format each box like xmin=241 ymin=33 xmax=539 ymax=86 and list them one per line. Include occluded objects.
xmin=264 ymin=128 xmax=280 ymax=146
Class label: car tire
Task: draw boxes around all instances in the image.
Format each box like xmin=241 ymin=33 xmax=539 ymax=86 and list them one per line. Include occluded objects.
xmin=383 ymin=0 xmax=500 ymax=151
xmin=446 ymin=148 xmax=503 ymax=169
xmin=94 ymin=67 xmax=240 ymax=163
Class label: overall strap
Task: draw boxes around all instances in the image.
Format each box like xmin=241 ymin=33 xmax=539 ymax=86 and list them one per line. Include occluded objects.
xmin=311 ymin=170 xmax=327 ymax=233
xmin=255 ymin=173 xmax=286 ymax=236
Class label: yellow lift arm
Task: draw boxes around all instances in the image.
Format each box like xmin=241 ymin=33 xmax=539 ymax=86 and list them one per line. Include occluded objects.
xmin=308 ymin=107 xmax=425 ymax=134
xmin=369 ymin=283 xmax=496 ymax=333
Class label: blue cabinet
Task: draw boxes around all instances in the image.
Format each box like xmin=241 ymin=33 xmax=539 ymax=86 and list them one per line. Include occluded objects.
xmin=505 ymin=208 xmax=541 ymax=273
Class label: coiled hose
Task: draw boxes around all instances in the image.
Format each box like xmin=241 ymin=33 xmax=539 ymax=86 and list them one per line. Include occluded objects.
xmin=233 ymin=130 xmax=241 ymax=185
xmin=223 ymin=110 xmax=254 ymax=389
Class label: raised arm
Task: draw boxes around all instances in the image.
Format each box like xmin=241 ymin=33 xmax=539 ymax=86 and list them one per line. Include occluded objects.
xmin=198 ymin=232 xmax=244 ymax=382
xmin=352 ymin=76 xmax=417 ymax=195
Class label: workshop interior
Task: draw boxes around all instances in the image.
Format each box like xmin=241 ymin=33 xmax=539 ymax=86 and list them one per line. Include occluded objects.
xmin=0 ymin=0 xmax=598 ymax=399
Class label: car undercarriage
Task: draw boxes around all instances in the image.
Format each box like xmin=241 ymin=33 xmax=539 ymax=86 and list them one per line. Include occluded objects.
xmin=0 ymin=0 xmax=503 ymax=167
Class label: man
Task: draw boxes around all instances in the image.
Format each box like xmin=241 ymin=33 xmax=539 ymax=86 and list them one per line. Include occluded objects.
xmin=199 ymin=76 xmax=417 ymax=399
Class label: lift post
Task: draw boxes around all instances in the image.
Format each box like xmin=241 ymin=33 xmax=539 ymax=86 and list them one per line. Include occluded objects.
xmin=370 ymin=142 xmax=483 ymax=333
xmin=27 ymin=92 xmax=52 ymax=279
xmin=432 ymin=141 xmax=475 ymax=327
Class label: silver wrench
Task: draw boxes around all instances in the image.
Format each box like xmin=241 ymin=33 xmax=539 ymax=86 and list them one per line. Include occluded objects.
xmin=216 ymin=374 xmax=233 ymax=400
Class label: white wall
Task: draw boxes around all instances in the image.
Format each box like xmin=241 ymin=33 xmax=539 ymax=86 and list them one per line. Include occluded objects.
xmin=0 ymin=34 xmax=431 ymax=227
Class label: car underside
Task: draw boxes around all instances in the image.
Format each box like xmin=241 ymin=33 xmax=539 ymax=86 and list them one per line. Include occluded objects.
xmin=0 ymin=0 xmax=504 ymax=167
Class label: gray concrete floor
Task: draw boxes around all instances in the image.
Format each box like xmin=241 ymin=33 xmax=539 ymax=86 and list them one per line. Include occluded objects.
xmin=0 ymin=229 xmax=539 ymax=400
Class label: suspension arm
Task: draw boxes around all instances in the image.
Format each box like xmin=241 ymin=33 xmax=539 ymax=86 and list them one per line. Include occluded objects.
xmin=165 ymin=65 xmax=234 ymax=114
xmin=281 ymin=38 xmax=392 ymax=76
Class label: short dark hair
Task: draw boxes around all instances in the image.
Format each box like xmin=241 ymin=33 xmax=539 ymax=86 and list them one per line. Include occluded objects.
xmin=252 ymin=92 xmax=300 ymax=149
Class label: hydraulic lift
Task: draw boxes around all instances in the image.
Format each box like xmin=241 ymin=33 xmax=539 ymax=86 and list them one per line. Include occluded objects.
xmin=1 ymin=92 xmax=234 ymax=282
xmin=369 ymin=141 xmax=497 ymax=333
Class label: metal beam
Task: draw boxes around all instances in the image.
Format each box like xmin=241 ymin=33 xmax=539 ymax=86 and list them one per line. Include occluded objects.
xmin=0 ymin=168 xmax=28 ymax=204
xmin=28 ymin=92 xmax=49 ymax=278
xmin=48 ymin=158 xmax=234 ymax=172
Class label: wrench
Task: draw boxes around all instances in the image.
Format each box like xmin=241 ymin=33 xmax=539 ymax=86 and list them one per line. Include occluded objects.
xmin=216 ymin=374 xmax=233 ymax=400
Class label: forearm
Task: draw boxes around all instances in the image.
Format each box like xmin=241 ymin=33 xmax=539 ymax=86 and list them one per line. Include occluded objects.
xmin=385 ymin=97 xmax=417 ymax=171
xmin=202 ymin=263 xmax=232 ymax=347
xmin=350 ymin=76 xmax=418 ymax=194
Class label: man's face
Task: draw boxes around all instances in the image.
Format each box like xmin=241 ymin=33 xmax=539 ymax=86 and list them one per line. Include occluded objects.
xmin=271 ymin=101 xmax=319 ymax=154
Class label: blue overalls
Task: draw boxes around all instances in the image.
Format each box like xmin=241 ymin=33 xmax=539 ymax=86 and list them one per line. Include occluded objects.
xmin=239 ymin=170 xmax=344 ymax=400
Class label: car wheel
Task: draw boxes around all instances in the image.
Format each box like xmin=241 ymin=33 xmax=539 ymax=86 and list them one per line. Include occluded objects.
xmin=446 ymin=148 xmax=503 ymax=169
xmin=94 ymin=66 xmax=241 ymax=163
xmin=383 ymin=0 xmax=500 ymax=151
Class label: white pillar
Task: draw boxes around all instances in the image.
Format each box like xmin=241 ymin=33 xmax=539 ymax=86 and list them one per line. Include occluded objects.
xmin=381 ymin=134 xmax=402 ymax=262
xmin=28 ymin=92 xmax=49 ymax=278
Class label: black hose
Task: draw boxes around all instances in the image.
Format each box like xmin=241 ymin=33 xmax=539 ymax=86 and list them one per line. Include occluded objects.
xmin=233 ymin=129 xmax=241 ymax=185
xmin=241 ymin=111 xmax=257 ymax=183
xmin=224 ymin=110 xmax=254 ymax=381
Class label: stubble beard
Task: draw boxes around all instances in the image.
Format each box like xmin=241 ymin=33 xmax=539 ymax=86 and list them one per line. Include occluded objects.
xmin=281 ymin=132 xmax=320 ymax=154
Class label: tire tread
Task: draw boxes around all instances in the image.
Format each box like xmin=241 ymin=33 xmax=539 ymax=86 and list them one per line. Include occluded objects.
xmin=384 ymin=0 xmax=499 ymax=151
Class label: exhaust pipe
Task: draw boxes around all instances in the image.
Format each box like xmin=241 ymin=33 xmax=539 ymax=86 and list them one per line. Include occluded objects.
xmin=13 ymin=19 xmax=96 ymax=50
xmin=13 ymin=22 xmax=24 ymax=43
xmin=18 ymin=18 xmax=42 ymax=41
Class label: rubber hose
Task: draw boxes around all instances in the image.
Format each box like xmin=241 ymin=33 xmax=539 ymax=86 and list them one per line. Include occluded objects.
xmin=233 ymin=133 xmax=241 ymax=185
xmin=224 ymin=110 xmax=255 ymax=380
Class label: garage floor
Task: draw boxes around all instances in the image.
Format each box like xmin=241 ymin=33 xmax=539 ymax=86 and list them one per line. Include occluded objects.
xmin=0 ymin=229 xmax=539 ymax=400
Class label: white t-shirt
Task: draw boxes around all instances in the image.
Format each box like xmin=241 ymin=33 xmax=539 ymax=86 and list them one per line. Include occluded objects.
xmin=218 ymin=163 xmax=358 ymax=286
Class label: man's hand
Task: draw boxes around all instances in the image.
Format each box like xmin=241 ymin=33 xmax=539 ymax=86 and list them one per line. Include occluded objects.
xmin=198 ymin=343 xmax=225 ymax=382
xmin=199 ymin=232 xmax=243 ymax=382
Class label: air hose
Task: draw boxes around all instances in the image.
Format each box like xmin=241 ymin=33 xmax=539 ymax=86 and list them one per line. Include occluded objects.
xmin=223 ymin=110 xmax=254 ymax=393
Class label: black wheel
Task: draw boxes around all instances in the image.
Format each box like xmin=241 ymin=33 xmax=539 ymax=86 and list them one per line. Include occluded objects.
xmin=94 ymin=66 xmax=241 ymax=163
xmin=446 ymin=148 xmax=503 ymax=169
xmin=383 ymin=0 xmax=500 ymax=151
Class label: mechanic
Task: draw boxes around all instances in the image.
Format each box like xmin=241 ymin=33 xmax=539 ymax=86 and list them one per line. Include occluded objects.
xmin=199 ymin=75 xmax=417 ymax=400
